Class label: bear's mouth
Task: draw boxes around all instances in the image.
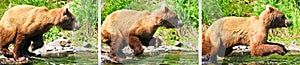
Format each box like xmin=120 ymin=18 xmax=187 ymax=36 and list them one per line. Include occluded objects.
xmin=72 ymin=22 xmax=81 ymax=31
xmin=176 ymin=23 xmax=184 ymax=28
xmin=285 ymin=21 xmax=292 ymax=27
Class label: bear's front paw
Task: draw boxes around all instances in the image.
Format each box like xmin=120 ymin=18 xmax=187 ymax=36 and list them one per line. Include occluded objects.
xmin=134 ymin=48 xmax=144 ymax=56
xmin=2 ymin=52 xmax=13 ymax=58
xmin=109 ymin=56 xmax=124 ymax=63
xmin=276 ymin=47 xmax=289 ymax=56
xmin=202 ymin=55 xmax=209 ymax=61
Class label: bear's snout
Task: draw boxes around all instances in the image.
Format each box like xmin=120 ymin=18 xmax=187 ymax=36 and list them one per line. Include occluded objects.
xmin=176 ymin=20 xmax=184 ymax=28
xmin=285 ymin=20 xmax=292 ymax=27
xmin=73 ymin=22 xmax=81 ymax=31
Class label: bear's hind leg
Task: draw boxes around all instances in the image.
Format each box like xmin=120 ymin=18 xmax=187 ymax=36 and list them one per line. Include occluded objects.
xmin=107 ymin=31 xmax=126 ymax=63
xmin=0 ymin=43 xmax=13 ymax=57
xmin=20 ymin=38 xmax=37 ymax=57
xmin=108 ymin=39 xmax=126 ymax=63
xmin=30 ymin=35 xmax=44 ymax=51
xmin=0 ymin=30 xmax=15 ymax=57
xmin=13 ymin=34 xmax=27 ymax=62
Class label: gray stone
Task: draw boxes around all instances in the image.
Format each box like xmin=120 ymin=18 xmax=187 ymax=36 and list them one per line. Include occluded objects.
xmin=74 ymin=47 xmax=96 ymax=53
xmin=41 ymin=51 xmax=69 ymax=58
xmin=288 ymin=41 xmax=300 ymax=51
xmin=46 ymin=41 xmax=61 ymax=47
xmin=82 ymin=42 xmax=92 ymax=48
xmin=174 ymin=41 xmax=182 ymax=47
xmin=148 ymin=36 xmax=164 ymax=48
xmin=182 ymin=42 xmax=196 ymax=49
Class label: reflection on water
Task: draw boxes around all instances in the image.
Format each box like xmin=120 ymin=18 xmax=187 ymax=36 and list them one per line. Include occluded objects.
xmin=31 ymin=52 xmax=98 ymax=65
xmin=103 ymin=52 xmax=198 ymax=65
xmin=218 ymin=52 xmax=300 ymax=65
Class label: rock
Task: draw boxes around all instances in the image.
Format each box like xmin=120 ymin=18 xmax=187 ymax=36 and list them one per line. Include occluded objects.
xmin=232 ymin=45 xmax=248 ymax=50
xmin=83 ymin=42 xmax=92 ymax=48
xmin=64 ymin=47 xmax=75 ymax=54
xmin=74 ymin=47 xmax=96 ymax=53
xmin=55 ymin=46 xmax=64 ymax=51
xmin=155 ymin=46 xmax=167 ymax=51
xmin=121 ymin=46 xmax=134 ymax=55
xmin=46 ymin=41 xmax=61 ymax=47
xmin=41 ymin=51 xmax=69 ymax=58
xmin=182 ymin=42 xmax=196 ymax=49
xmin=44 ymin=39 xmax=63 ymax=51
xmin=57 ymin=37 xmax=71 ymax=47
xmin=146 ymin=46 xmax=155 ymax=50
xmin=175 ymin=41 xmax=182 ymax=47
xmin=169 ymin=46 xmax=181 ymax=51
xmin=148 ymin=36 xmax=163 ymax=48
xmin=229 ymin=45 xmax=251 ymax=56
xmin=143 ymin=46 xmax=156 ymax=53
xmin=101 ymin=46 xmax=110 ymax=53
xmin=288 ymin=41 xmax=300 ymax=51
xmin=32 ymin=48 xmax=46 ymax=56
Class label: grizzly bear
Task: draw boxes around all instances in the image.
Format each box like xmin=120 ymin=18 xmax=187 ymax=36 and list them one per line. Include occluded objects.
xmin=202 ymin=5 xmax=291 ymax=63
xmin=101 ymin=5 xmax=183 ymax=63
xmin=0 ymin=5 xmax=80 ymax=61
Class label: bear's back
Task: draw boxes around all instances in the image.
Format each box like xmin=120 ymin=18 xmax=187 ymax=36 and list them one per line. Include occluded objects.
xmin=0 ymin=5 xmax=49 ymax=29
xmin=206 ymin=16 xmax=260 ymax=46
xmin=102 ymin=9 xmax=151 ymax=33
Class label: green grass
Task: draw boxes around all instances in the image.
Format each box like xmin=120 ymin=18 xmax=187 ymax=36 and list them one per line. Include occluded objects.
xmin=202 ymin=0 xmax=300 ymax=45
xmin=70 ymin=0 xmax=98 ymax=46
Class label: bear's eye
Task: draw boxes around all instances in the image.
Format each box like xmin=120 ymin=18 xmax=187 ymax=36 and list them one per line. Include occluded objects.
xmin=281 ymin=15 xmax=286 ymax=19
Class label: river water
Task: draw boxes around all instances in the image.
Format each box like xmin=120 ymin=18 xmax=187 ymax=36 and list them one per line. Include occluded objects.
xmin=103 ymin=52 xmax=198 ymax=65
xmin=30 ymin=52 xmax=98 ymax=65
xmin=219 ymin=52 xmax=300 ymax=64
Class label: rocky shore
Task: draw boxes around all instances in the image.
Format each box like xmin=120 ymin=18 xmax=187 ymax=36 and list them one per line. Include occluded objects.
xmin=0 ymin=37 xmax=97 ymax=64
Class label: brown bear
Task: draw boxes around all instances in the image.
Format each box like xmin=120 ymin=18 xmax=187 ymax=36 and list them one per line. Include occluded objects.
xmin=0 ymin=5 xmax=80 ymax=61
xmin=101 ymin=5 xmax=183 ymax=63
xmin=202 ymin=5 xmax=291 ymax=63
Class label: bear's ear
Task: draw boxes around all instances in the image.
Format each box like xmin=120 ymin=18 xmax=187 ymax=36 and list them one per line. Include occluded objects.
xmin=160 ymin=4 xmax=169 ymax=13
xmin=266 ymin=5 xmax=275 ymax=13
xmin=62 ymin=5 xmax=71 ymax=15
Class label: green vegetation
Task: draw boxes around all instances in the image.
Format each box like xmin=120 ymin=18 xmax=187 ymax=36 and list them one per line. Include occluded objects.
xmin=101 ymin=0 xmax=199 ymax=47
xmin=70 ymin=0 xmax=98 ymax=47
xmin=0 ymin=0 xmax=98 ymax=46
xmin=202 ymin=0 xmax=300 ymax=45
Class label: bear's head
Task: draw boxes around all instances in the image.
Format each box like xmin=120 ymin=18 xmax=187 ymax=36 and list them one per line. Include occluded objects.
xmin=52 ymin=5 xmax=81 ymax=31
xmin=259 ymin=5 xmax=292 ymax=28
xmin=152 ymin=5 xmax=184 ymax=28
